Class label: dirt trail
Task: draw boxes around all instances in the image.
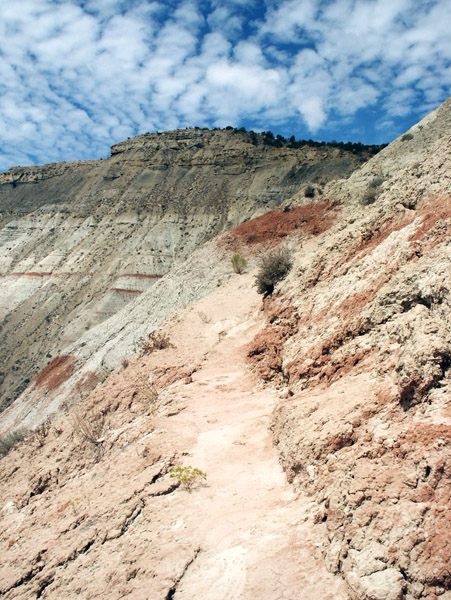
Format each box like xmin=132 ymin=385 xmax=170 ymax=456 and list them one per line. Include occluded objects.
xmin=151 ymin=273 xmax=349 ymax=599
xmin=0 ymin=273 xmax=349 ymax=600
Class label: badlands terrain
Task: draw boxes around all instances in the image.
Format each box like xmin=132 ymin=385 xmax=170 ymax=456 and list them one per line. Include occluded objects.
xmin=0 ymin=99 xmax=450 ymax=600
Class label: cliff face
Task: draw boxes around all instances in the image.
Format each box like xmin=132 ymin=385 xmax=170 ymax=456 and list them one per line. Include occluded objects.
xmin=0 ymin=128 xmax=366 ymax=410
xmin=0 ymin=103 xmax=450 ymax=600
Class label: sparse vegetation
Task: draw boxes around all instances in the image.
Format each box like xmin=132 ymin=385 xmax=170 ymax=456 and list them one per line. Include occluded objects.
xmin=369 ymin=176 xmax=385 ymax=188
xmin=0 ymin=428 xmax=28 ymax=458
xmin=34 ymin=420 xmax=51 ymax=447
xmin=360 ymin=190 xmax=377 ymax=206
xmin=255 ymin=248 xmax=293 ymax=296
xmin=169 ymin=465 xmax=207 ymax=490
xmin=141 ymin=382 xmax=159 ymax=410
xmin=71 ymin=410 xmax=104 ymax=451
xmin=304 ymin=184 xmax=315 ymax=198
xmin=360 ymin=176 xmax=385 ymax=206
xmin=231 ymin=253 xmax=247 ymax=274
xmin=138 ymin=331 xmax=173 ymax=355
xmin=197 ymin=311 xmax=211 ymax=324
xmin=57 ymin=498 xmax=80 ymax=516
xmin=401 ymin=132 xmax=414 ymax=141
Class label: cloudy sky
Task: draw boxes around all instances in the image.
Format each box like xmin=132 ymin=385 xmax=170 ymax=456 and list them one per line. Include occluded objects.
xmin=0 ymin=0 xmax=450 ymax=171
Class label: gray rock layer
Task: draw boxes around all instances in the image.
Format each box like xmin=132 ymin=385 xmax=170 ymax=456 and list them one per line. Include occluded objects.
xmin=0 ymin=128 xmax=366 ymax=409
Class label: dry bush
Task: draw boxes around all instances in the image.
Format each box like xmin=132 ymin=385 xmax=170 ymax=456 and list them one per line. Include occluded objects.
xmin=197 ymin=311 xmax=211 ymax=324
xmin=369 ymin=176 xmax=385 ymax=188
xmin=138 ymin=331 xmax=173 ymax=355
xmin=231 ymin=253 xmax=247 ymax=274
xmin=34 ymin=420 xmax=51 ymax=447
xmin=138 ymin=381 xmax=159 ymax=407
xmin=0 ymin=429 xmax=28 ymax=457
xmin=255 ymin=248 xmax=293 ymax=296
xmin=71 ymin=410 xmax=104 ymax=449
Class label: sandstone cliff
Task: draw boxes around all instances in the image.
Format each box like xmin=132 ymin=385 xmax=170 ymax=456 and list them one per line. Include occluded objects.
xmin=0 ymin=103 xmax=450 ymax=600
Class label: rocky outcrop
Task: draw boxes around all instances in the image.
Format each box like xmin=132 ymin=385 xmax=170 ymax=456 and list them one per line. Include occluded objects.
xmin=249 ymin=98 xmax=451 ymax=599
xmin=0 ymin=128 xmax=367 ymax=410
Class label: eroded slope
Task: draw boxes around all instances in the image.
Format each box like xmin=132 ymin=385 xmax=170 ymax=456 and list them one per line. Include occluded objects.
xmin=0 ymin=127 xmax=367 ymax=409
xmin=248 ymin=99 xmax=451 ymax=600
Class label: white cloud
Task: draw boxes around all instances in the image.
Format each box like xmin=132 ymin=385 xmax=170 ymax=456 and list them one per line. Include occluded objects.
xmin=0 ymin=0 xmax=450 ymax=171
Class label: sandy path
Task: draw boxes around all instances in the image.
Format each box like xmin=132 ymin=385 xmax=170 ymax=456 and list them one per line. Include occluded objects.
xmin=153 ymin=275 xmax=349 ymax=599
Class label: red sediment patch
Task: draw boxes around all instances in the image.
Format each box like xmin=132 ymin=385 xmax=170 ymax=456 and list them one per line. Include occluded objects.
xmin=409 ymin=193 xmax=451 ymax=247
xmin=116 ymin=273 xmax=163 ymax=279
xmin=9 ymin=272 xmax=72 ymax=277
xmin=399 ymin=423 xmax=451 ymax=448
xmin=247 ymin=301 xmax=298 ymax=382
xmin=352 ymin=212 xmax=416 ymax=262
xmin=286 ymin=344 xmax=371 ymax=386
xmin=34 ymin=355 xmax=76 ymax=391
xmin=110 ymin=288 xmax=143 ymax=294
xmin=312 ymin=277 xmax=388 ymax=327
xmin=229 ymin=201 xmax=339 ymax=246
xmin=74 ymin=371 xmax=100 ymax=398
xmin=10 ymin=272 xmax=52 ymax=277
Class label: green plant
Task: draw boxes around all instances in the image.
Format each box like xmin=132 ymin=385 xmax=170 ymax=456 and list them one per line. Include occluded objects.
xmin=231 ymin=253 xmax=247 ymax=274
xmin=401 ymin=132 xmax=414 ymax=141
xmin=169 ymin=465 xmax=207 ymax=490
xmin=255 ymin=248 xmax=292 ymax=296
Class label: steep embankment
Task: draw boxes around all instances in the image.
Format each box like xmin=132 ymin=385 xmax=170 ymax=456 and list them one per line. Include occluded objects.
xmin=247 ymin=99 xmax=451 ymax=599
xmin=0 ymin=127 xmax=366 ymax=410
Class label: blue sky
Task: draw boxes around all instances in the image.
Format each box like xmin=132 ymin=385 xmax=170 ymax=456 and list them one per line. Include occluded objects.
xmin=0 ymin=0 xmax=450 ymax=172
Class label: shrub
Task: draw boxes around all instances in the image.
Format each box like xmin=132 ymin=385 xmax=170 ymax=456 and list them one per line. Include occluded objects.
xmin=369 ymin=176 xmax=385 ymax=188
xmin=71 ymin=410 xmax=104 ymax=450
xmin=255 ymin=248 xmax=292 ymax=296
xmin=138 ymin=331 xmax=173 ymax=355
xmin=169 ymin=465 xmax=207 ymax=490
xmin=34 ymin=420 xmax=50 ymax=447
xmin=0 ymin=428 xmax=28 ymax=458
xmin=231 ymin=253 xmax=247 ymax=274
xmin=304 ymin=184 xmax=315 ymax=198
xmin=197 ymin=311 xmax=211 ymax=324
xmin=401 ymin=132 xmax=414 ymax=141
xmin=360 ymin=190 xmax=377 ymax=206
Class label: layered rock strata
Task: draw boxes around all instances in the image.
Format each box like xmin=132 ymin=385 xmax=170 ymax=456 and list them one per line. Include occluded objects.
xmin=0 ymin=128 xmax=367 ymax=410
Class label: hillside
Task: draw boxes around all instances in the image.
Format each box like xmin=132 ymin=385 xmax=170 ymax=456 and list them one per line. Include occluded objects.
xmin=0 ymin=128 xmax=368 ymax=411
xmin=0 ymin=100 xmax=450 ymax=600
